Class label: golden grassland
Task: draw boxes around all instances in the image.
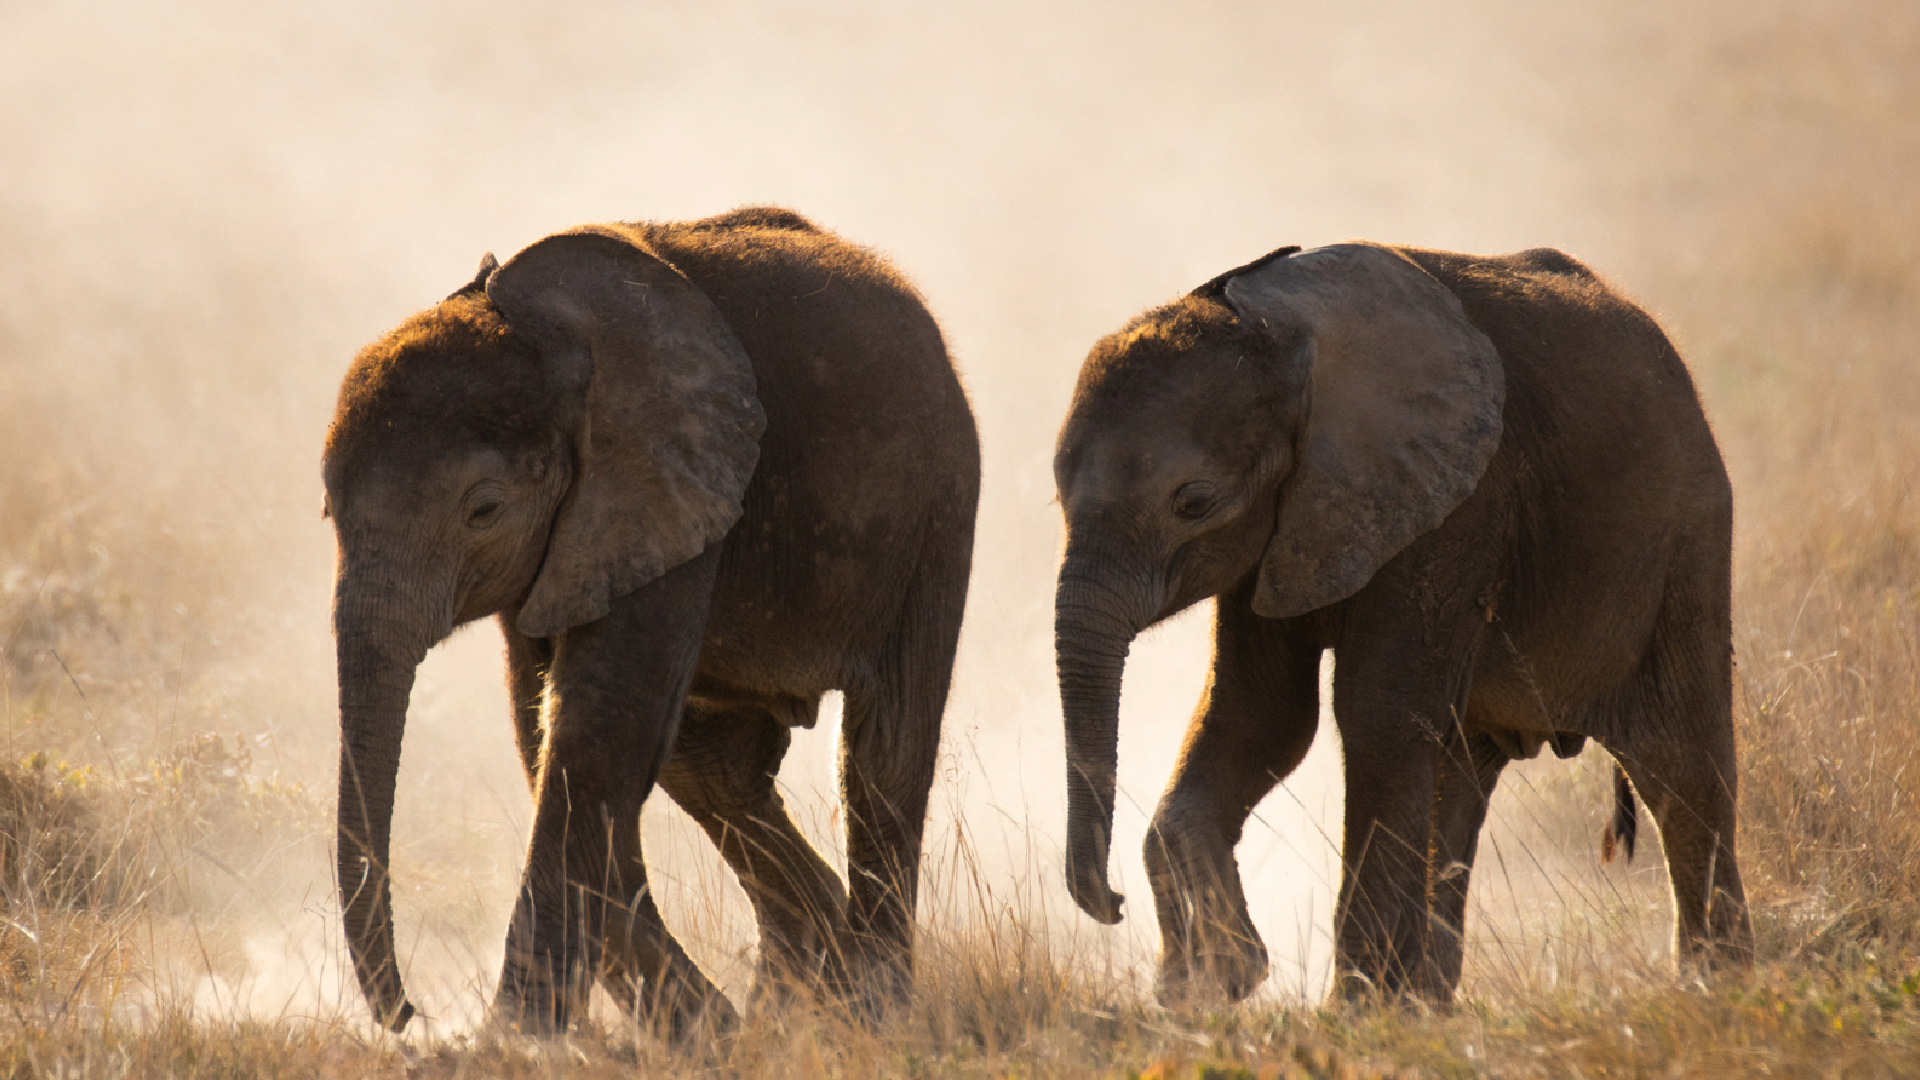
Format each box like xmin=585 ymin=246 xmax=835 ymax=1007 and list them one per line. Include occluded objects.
xmin=1 ymin=237 xmax=1914 ymax=1075
xmin=4 ymin=3 xmax=1920 ymax=1077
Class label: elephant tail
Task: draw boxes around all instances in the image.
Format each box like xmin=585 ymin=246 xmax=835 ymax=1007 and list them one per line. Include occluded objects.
xmin=1601 ymin=763 xmax=1639 ymax=864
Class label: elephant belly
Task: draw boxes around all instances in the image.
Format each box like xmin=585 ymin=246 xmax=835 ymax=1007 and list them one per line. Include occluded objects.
xmin=1474 ymin=724 xmax=1588 ymax=761
xmin=692 ymin=496 xmax=938 ymax=701
xmin=683 ymin=678 xmax=822 ymax=728
xmin=1465 ymin=596 xmax=1659 ymax=745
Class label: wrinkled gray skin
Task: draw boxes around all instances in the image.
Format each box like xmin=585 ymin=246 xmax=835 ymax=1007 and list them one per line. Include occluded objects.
xmin=1054 ymin=242 xmax=1752 ymax=1005
xmin=323 ymin=208 xmax=978 ymax=1038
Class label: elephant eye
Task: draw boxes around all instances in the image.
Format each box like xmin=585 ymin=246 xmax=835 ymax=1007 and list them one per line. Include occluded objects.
xmin=465 ymin=490 xmax=505 ymax=529
xmin=1171 ymin=482 xmax=1216 ymax=521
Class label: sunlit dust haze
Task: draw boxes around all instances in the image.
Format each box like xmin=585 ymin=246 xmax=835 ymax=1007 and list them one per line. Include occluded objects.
xmin=2 ymin=0 xmax=1916 ymax=1042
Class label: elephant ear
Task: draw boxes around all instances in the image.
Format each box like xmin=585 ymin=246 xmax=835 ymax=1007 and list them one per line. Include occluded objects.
xmin=487 ymin=227 xmax=766 ymax=639
xmin=445 ymin=252 xmax=499 ymax=300
xmin=1222 ymin=243 xmax=1504 ymax=619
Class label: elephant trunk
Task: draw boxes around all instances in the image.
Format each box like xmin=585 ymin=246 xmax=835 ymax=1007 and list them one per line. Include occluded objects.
xmin=334 ymin=594 xmax=429 ymax=1032
xmin=1055 ymin=552 xmax=1148 ymax=925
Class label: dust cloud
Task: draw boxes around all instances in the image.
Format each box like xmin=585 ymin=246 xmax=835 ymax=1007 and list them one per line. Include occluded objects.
xmin=3 ymin=0 xmax=1912 ymax=1029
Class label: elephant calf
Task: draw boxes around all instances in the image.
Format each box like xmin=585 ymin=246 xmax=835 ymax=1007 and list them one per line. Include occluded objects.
xmin=323 ymin=207 xmax=978 ymax=1037
xmin=1053 ymin=242 xmax=1752 ymax=1005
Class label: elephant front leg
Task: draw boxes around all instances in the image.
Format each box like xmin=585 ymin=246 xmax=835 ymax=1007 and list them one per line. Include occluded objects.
xmin=492 ymin=551 xmax=734 ymax=1039
xmin=497 ymin=805 xmax=733 ymax=1042
xmin=498 ymin=620 xmax=553 ymax=792
xmin=494 ymin=793 xmax=651 ymax=1034
xmin=1147 ymin=608 xmax=1322 ymax=1007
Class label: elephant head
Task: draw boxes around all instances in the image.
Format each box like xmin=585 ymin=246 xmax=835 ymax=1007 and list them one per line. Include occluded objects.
xmin=321 ymin=227 xmax=765 ymax=1029
xmin=1053 ymin=243 xmax=1504 ymax=925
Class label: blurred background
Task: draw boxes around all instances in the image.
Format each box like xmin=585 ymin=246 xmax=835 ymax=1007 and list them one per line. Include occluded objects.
xmin=1 ymin=0 xmax=1914 ymax=1033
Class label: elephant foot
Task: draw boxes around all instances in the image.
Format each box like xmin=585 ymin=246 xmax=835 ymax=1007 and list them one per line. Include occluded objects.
xmin=1156 ymin=937 xmax=1269 ymax=1008
xmin=1330 ymin=951 xmax=1458 ymax=1008
xmin=637 ymin=972 xmax=739 ymax=1049
xmin=1675 ymin=889 xmax=1755 ymax=978
xmin=1330 ymin=966 xmax=1382 ymax=1005
xmin=745 ymin=929 xmax=849 ymax=1010
xmin=492 ymin=957 xmax=577 ymax=1037
xmin=836 ymin=943 xmax=913 ymax=1026
xmin=1415 ymin=912 xmax=1466 ymax=1002
xmin=598 ymin=953 xmax=739 ymax=1048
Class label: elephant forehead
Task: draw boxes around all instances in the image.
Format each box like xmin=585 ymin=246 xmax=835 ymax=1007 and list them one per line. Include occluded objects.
xmin=330 ymin=446 xmax=510 ymax=522
xmin=326 ymin=298 xmax=546 ymax=468
xmin=1060 ymin=437 xmax=1209 ymax=513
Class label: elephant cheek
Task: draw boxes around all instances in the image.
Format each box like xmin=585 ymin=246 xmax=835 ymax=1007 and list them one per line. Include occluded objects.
xmin=1167 ymin=494 xmax=1280 ymax=615
xmin=458 ymin=520 xmax=553 ymax=626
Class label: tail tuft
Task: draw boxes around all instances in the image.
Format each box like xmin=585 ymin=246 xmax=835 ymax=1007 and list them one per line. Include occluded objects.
xmin=1601 ymin=763 xmax=1638 ymax=864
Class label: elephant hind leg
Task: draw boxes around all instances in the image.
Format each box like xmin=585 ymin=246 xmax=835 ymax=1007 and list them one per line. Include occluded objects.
xmin=1422 ymin=728 xmax=1509 ymax=999
xmin=838 ymin=526 xmax=970 ymax=1015
xmin=1604 ymin=546 xmax=1751 ymax=972
xmin=657 ymin=698 xmax=849 ymax=1002
xmin=596 ymin=827 xmax=741 ymax=1045
xmin=1608 ymin=729 xmax=1750 ymax=970
xmin=1604 ymin=715 xmax=1751 ymax=971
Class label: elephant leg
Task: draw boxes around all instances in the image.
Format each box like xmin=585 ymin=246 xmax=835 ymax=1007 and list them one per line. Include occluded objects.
xmin=1605 ymin=545 xmax=1751 ymax=974
xmin=1329 ymin=684 xmax=1439 ymax=1001
xmin=658 ymin=698 xmax=849 ymax=1002
xmin=499 ymin=619 xmax=552 ymax=791
xmin=1146 ymin=603 xmax=1322 ymax=1008
xmin=838 ymin=539 xmax=967 ymax=1015
xmin=502 ymin=621 xmax=719 ymax=1033
xmin=595 ymin=815 xmax=739 ymax=1044
xmin=1609 ymin=736 xmax=1749 ymax=971
xmin=493 ymin=548 xmax=734 ymax=1039
xmin=839 ymin=683 xmax=936 ymax=1014
xmin=1328 ymin=621 xmax=1484 ymax=1003
xmin=1421 ymin=728 xmax=1509 ymax=998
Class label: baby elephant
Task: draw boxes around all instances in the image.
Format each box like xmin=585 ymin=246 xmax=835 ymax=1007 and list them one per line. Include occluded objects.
xmin=1054 ymin=242 xmax=1751 ymax=1005
xmin=323 ymin=208 xmax=978 ymax=1037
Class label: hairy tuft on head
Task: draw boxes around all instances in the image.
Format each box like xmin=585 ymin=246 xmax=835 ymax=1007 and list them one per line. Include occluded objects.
xmin=1076 ymin=294 xmax=1248 ymax=400
xmin=1059 ymin=289 xmax=1311 ymax=478
xmin=324 ymin=293 xmax=548 ymax=473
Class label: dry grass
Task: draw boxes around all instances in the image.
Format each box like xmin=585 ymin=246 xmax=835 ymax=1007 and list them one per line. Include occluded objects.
xmin=4 ymin=0 xmax=1920 ymax=1076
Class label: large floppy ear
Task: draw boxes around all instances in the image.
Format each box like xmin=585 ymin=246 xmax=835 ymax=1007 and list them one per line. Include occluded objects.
xmin=487 ymin=227 xmax=766 ymax=638
xmin=1222 ymin=243 xmax=1504 ymax=619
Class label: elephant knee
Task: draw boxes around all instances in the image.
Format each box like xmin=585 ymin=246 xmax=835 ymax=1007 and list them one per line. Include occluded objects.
xmin=1142 ymin=819 xmax=1176 ymax=879
xmin=1144 ymin=795 xmax=1229 ymax=881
